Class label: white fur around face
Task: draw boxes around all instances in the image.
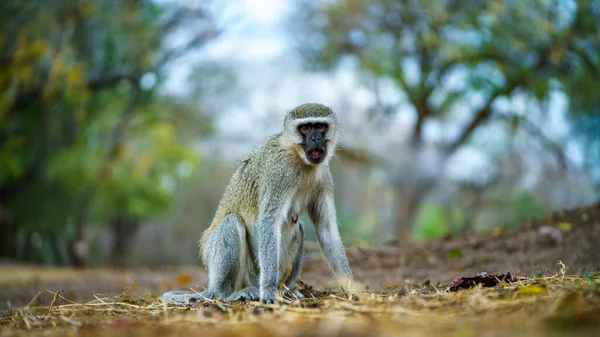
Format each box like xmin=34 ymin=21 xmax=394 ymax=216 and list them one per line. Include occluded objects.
xmin=285 ymin=117 xmax=337 ymax=142
xmin=281 ymin=116 xmax=338 ymax=167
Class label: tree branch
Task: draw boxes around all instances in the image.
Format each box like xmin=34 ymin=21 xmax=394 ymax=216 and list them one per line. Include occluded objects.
xmin=494 ymin=114 xmax=568 ymax=170
xmin=158 ymin=8 xmax=208 ymax=37
xmin=85 ymin=27 xmax=218 ymax=91
xmin=335 ymin=145 xmax=378 ymax=165
xmin=390 ymin=55 xmax=431 ymax=146
xmin=86 ymin=69 xmax=139 ymax=90
xmin=445 ymin=82 xmax=518 ymax=156
xmin=156 ymin=29 xmax=218 ymax=68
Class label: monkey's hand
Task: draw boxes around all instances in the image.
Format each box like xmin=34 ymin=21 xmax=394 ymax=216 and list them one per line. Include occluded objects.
xmin=282 ymin=288 xmax=305 ymax=300
xmin=342 ymin=276 xmax=355 ymax=291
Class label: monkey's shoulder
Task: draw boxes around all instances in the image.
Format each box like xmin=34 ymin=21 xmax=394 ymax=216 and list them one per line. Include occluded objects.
xmin=230 ymin=133 xmax=331 ymax=192
xmin=234 ymin=134 xmax=294 ymax=170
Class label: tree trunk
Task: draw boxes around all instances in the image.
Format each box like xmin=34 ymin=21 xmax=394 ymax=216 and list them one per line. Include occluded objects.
xmin=392 ymin=110 xmax=428 ymax=244
xmin=0 ymin=220 xmax=17 ymax=259
xmin=0 ymin=225 xmax=17 ymax=259
xmin=47 ymin=231 xmax=65 ymax=265
xmin=20 ymin=232 xmax=42 ymax=263
xmin=69 ymin=213 xmax=89 ymax=268
xmin=109 ymin=212 xmax=139 ymax=268
xmin=392 ymin=186 xmax=421 ymax=245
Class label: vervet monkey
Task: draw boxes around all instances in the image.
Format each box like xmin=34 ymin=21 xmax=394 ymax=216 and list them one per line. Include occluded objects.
xmin=162 ymin=103 xmax=353 ymax=303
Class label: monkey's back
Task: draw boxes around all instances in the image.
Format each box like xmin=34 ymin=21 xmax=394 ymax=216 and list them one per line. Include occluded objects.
xmin=199 ymin=133 xmax=300 ymax=262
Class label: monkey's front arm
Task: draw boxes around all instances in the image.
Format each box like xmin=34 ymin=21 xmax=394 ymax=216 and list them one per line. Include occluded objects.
xmin=309 ymin=193 xmax=353 ymax=282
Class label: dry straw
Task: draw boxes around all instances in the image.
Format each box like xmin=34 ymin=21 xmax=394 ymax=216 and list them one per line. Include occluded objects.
xmin=1 ymin=269 xmax=599 ymax=337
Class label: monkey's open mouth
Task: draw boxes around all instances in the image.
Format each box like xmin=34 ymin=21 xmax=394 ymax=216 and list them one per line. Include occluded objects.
xmin=308 ymin=149 xmax=324 ymax=161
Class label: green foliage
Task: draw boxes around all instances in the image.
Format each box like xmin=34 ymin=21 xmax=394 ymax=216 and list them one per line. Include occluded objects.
xmin=413 ymin=202 xmax=450 ymax=240
xmin=336 ymin=205 xmax=378 ymax=245
xmin=504 ymin=190 xmax=550 ymax=228
xmin=535 ymin=269 xmax=548 ymax=278
xmin=413 ymin=202 xmax=468 ymax=240
xmin=446 ymin=248 xmax=463 ymax=259
xmin=95 ymin=119 xmax=199 ymax=219
xmin=0 ymin=0 xmax=213 ymax=262
xmin=583 ymin=273 xmax=598 ymax=295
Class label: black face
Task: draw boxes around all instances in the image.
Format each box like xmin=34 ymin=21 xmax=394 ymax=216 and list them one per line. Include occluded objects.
xmin=298 ymin=123 xmax=328 ymax=164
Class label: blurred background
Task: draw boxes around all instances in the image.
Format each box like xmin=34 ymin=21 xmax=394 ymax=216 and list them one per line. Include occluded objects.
xmin=0 ymin=0 xmax=598 ymax=269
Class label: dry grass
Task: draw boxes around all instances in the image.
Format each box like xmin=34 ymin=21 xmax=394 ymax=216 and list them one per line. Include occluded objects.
xmin=1 ymin=270 xmax=599 ymax=337
xmin=4 ymin=204 xmax=598 ymax=336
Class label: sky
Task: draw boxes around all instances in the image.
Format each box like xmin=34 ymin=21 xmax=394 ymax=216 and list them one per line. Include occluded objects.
xmin=157 ymin=0 xmax=587 ymax=190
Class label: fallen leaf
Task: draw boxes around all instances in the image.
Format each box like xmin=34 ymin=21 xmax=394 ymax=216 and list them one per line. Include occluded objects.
xmin=516 ymin=284 xmax=548 ymax=295
xmin=446 ymin=248 xmax=463 ymax=259
xmin=176 ymin=273 xmax=193 ymax=285
xmin=558 ymin=222 xmax=572 ymax=231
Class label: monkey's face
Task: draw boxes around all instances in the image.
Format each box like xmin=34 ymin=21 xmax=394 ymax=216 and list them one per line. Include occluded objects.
xmin=298 ymin=123 xmax=328 ymax=164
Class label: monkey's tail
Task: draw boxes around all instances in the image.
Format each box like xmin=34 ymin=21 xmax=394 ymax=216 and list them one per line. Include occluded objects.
xmin=161 ymin=290 xmax=204 ymax=303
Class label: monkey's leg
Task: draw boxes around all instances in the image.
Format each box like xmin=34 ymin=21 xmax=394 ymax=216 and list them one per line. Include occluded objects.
xmin=282 ymin=222 xmax=305 ymax=300
xmin=162 ymin=214 xmax=248 ymax=303
xmin=201 ymin=214 xmax=249 ymax=300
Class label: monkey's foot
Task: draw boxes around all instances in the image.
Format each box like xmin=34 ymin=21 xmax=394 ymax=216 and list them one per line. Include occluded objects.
xmin=226 ymin=287 xmax=260 ymax=302
xmin=259 ymin=293 xmax=277 ymax=304
xmin=199 ymin=289 xmax=220 ymax=300
xmin=260 ymin=298 xmax=275 ymax=304
xmin=282 ymin=288 xmax=305 ymax=300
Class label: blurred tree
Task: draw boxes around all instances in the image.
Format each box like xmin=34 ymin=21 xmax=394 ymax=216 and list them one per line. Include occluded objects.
xmin=296 ymin=0 xmax=600 ymax=242
xmin=570 ymin=112 xmax=600 ymax=187
xmin=0 ymin=0 xmax=216 ymax=266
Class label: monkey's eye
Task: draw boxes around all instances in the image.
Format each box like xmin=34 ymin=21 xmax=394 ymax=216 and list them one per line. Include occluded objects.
xmin=315 ymin=123 xmax=328 ymax=132
xmin=298 ymin=125 xmax=310 ymax=134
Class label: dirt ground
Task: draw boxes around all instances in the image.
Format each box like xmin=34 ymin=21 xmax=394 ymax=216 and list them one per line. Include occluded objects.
xmin=1 ymin=202 xmax=599 ymax=336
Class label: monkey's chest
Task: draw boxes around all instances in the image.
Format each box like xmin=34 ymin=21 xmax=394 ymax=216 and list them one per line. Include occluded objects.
xmin=277 ymin=190 xmax=310 ymax=277
xmin=281 ymin=192 xmax=307 ymax=248
xmin=287 ymin=188 xmax=313 ymax=218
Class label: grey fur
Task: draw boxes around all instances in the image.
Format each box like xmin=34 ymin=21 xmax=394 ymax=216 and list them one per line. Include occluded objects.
xmin=226 ymin=287 xmax=260 ymax=301
xmin=161 ymin=103 xmax=353 ymax=304
xmin=201 ymin=214 xmax=247 ymax=299
xmin=161 ymin=290 xmax=202 ymax=303
xmin=309 ymin=194 xmax=353 ymax=278
xmin=283 ymin=223 xmax=305 ymax=300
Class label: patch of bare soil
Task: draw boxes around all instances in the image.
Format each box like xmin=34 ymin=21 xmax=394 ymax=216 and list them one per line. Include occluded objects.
xmin=302 ymin=202 xmax=600 ymax=290
xmin=0 ymin=203 xmax=599 ymax=336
